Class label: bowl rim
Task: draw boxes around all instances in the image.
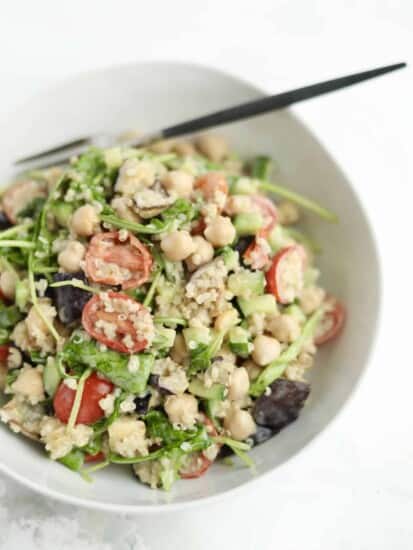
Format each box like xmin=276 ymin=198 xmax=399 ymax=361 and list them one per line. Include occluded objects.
xmin=0 ymin=59 xmax=383 ymax=514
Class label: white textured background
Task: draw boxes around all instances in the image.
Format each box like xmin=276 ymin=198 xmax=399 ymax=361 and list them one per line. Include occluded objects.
xmin=0 ymin=1 xmax=412 ymax=548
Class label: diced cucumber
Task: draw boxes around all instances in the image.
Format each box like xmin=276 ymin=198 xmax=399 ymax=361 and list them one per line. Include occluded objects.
xmin=229 ymin=177 xmax=259 ymax=195
xmin=15 ymin=279 xmax=30 ymax=311
xmin=284 ymin=304 xmax=306 ymax=324
xmin=188 ymin=379 xmax=225 ymax=400
xmin=228 ymin=326 xmax=251 ymax=358
xmin=152 ymin=326 xmax=176 ymax=351
xmin=233 ymin=213 xmax=263 ymax=236
xmin=51 ymin=202 xmax=74 ymax=227
xmin=219 ymin=247 xmax=239 ymax=271
xmin=238 ymin=294 xmax=277 ymax=316
xmin=43 ymin=359 xmax=62 ymax=397
xmin=204 ymin=399 xmax=223 ymax=428
xmin=183 ymin=327 xmax=211 ymax=349
xmin=228 ymin=269 xmax=264 ymax=298
xmin=268 ymin=225 xmax=290 ymax=253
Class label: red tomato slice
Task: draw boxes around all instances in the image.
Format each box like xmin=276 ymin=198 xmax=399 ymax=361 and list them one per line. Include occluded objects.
xmin=84 ymin=451 xmax=105 ymax=463
xmin=82 ymin=291 xmax=153 ymax=353
xmin=315 ymin=298 xmax=346 ymax=345
xmin=266 ymin=245 xmax=305 ymax=304
xmin=191 ymin=217 xmax=206 ymax=236
xmin=0 ymin=345 xmax=9 ymax=362
xmin=194 ymin=173 xmax=228 ymax=211
xmin=180 ymin=415 xmax=219 ymax=480
xmin=244 ymin=239 xmax=270 ymax=270
xmin=85 ymin=231 xmax=153 ymax=289
xmin=53 ymin=372 xmax=114 ymax=425
xmin=243 ymin=195 xmax=278 ymax=270
xmin=180 ymin=453 xmax=212 ymax=479
xmin=250 ymin=195 xmax=277 ymax=237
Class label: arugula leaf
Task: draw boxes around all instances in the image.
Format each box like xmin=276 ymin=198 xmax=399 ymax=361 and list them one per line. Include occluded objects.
xmin=188 ymin=331 xmax=225 ymax=375
xmin=61 ymin=336 xmax=154 ymax=394
xmin=251 ymin=155 xmax=273 ymax=180
xmin=100 ymin=198 xmax=198 ymax=235
xmin=16 ymin=197 xmax=46 ymax=221
xmin=145 ymin=410 xmax=210 ymax=452
xmin=0 ymin=303 xmax=22 ymax=329
xmin=58 ymin=449 xmax=85 ymax=472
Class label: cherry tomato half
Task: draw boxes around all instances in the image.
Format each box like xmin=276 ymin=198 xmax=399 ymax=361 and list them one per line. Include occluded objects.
xmin=191 ymin=217 xmax=206 ymax=236
xmin=180 ymin=454 xmax=212 ymax=479
xmin=84 ymin=451 xmax=105 ymax=463
xmin=314 ymin=298 xmax=346 ymax=345
xmin=82 ymin=291 xmax=153 ymax=354
xmin=85 ymin=231 xmax=153 ymax=289
xmin=0 ymin=345 xmax=10 ymax=362
xmin=250 ymin=195 xmax=277 ymax=237
xmin=180 ymin=415 xmax=219 ymax=480
xmin=244 ymin=238 xmax=270 ymax=270
xmin=2 ymin=180 xmax=46 ymax=224
xmin=194 ymin=173 xmax=228 ymax=211
xmin=53 ymin=372 xmax=114 ymax=425
xmin=266 ymin=245 xmax=305 ymax=304
xmin=243 ymin=195 xmax=278 ymax=270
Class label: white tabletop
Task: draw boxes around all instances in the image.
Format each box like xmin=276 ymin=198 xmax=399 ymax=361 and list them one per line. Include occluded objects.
xmin=0 ymin=1 xmax=412 ymax=548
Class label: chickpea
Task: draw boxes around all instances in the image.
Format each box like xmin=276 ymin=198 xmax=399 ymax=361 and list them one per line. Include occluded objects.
xmin=196 ymin=134 xmax=229 ymax=163
xmin=111 ymin=196 xmax=141 ymax=223
xmin=57 ymin=241 xmax=86 ymax=273
xmin=267 ymin=314 xmax=301 ymax=343
xmin=299 ymin=287 xmax=326 ymax=315
xmin=214 ymin=308 xmax=239 ymax=333
xmin=185 ymin=236 xmax=214 ymax=271
xmin=160 ymin=230 xmax=195 ymax=262
xmin=164 ymin=393 xmax=198 ymax=428
xmin=252 ymin=335 xmax=281 ymax=366
xmin=228 ymin=367 xmax=250 ymax=401
xmin=204 ymin=216 xmax=236 ymax=247
xmin=170 ymin=333 xmax=188 ymax=364
xmin=70 ymin=205 xmax=99 ymax=237
xmin=278 ymin=201 xmax=300 ymax=225
xmin=225 ymin=195 xmax=252 ymax=216
xmin=162 ymin=171 xmax=194 ymax=199
xmin=149 ymin=138 xmax=176 ymax=154
xmin=224 ymin=407 xmax=256 ymax=441
xmin=243 ymin=360 xmax=261 ymax=382
xmin=0 ymin=271 xmax=18 ymax=300
xmin=173 ymin=141 xmax=197 ymax=156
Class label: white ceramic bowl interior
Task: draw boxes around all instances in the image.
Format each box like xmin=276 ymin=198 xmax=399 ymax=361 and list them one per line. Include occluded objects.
xmin=0 ymin=62 xmax=380 ymax=513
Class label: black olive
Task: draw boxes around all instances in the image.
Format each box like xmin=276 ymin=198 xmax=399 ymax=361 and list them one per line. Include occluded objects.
xmin=51 ymin=271 xmax=92 ymax=324
xmin=253 ymin=379 xmax=310 ymax=432
xmin=217 ymin=445 xmax=234 ymax=459
xmin=251 ymin=425 xmax=274 ymax=446
xmin=234 ymin=236 xmax=254 ymax=257
xmin=0 ymin=212 xmax=12 ymax=230
xmin=134 ymin=393 xmax=151 ymax=415
xmin=148 ymin=374 xmax=172 ymax=396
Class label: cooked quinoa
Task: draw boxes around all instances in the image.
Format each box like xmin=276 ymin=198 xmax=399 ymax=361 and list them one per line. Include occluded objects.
xmin=0 ymin=134 xmax=345 ymax=490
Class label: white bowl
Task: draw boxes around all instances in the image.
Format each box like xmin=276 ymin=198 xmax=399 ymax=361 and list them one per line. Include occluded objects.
xmin=0 ymin=62 xmax=381 ymax=513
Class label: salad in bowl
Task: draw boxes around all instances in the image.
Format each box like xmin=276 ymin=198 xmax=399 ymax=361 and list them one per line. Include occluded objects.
xmin=0 ymin=133 xmax=344 ymax=490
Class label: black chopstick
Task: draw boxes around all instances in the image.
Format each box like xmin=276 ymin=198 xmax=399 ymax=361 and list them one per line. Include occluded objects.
xmin=158 ymin=63 xmax=406 ymax=140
